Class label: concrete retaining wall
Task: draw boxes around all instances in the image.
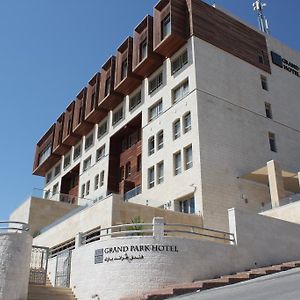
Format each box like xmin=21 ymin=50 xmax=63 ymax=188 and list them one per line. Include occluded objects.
xmin=67 ymin=209 xmax=300 ymax=300
xmin=0 ymin=232 xmax=32 ymax=300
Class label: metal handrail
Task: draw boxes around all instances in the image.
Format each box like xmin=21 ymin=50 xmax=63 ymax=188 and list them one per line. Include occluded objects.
xmin=0 ymin=221 xmax=30 ymax=233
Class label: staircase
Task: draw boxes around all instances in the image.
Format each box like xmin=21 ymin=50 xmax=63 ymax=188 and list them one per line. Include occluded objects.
xmin=28 ymin=277 xmax=76 ymax=300
xmin=121 ymin=260 xmax=300 ymax=300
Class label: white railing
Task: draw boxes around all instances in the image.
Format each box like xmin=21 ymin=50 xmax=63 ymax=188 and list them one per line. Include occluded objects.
xmin=0 ymin=221 xmax=30 ymax=233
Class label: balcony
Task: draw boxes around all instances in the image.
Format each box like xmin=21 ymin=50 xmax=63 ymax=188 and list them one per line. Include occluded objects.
xmin=85 ymin=73 xmax=108 ymax=124
xmin=98 ymin=56 xmax=123 ymax=111
xmin=72 ymin=88 xmax=94 ymax=136
xmin=114 ymin=37 xmax=142 ymax=95
xmin=62 ymin=101 xmax=80 ymax=146
xmin=153 ymin=0 xmax=189 ymax=58
xmin=124 ymin=185 xmax=142 ymax=202
xmin=52 ymin=113 xmax=71 ymax=156
xmin=33 ymin=125 xmax=60 ymax=176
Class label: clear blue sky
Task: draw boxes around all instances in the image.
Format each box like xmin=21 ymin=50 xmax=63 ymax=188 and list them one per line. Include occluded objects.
xmin=0 ymin=0 xmax=299 ymax=221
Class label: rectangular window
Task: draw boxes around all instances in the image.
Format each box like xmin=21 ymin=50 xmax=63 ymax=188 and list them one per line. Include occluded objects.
xmin=54 ymin=164 xmax=61 ymax=177
xmin=112 ymin=106 xmax=124 ymax=125
xmin=265 ymin=102 xmax=273 ymax=119
xmin=125 ymin=162 xmax=131 ymax=179
xmin=64 ymin=155 xmax=71 ymax=169
xmin=148 ymin=166 xmax=155 ymax=189
xmin=172 ymin=79 xmax=189 ymax=103
xmin=105 ymin=77 xmax=111 ymax=97
xmin=137 ymin=155 xmax=142 ymax=172
xmin=52 ymin=183 xmax=59 ymax=196
xmin=139 ymin=39 xmax=147 ymax=62
xmin=149 ymin=72 xmax=163 ymax=94
xmin=148 ymin=136 xmax=155 ymax=156
xmin=129 ymin=90 xmax=142 ymax=111
xmin=184 ymin=145 xmax=193 ymax=170
xmin=86 ymin=180 xmax=90 ymax=196
xmin=261 ymin=75 xmax=268 ymax=91
xmin=39 ymin=144 xmax=51 ymax=165
xmin=171 ymin=50 xmax=188 ymax=74
xmin=94 ymin=174 xmax=99 ymax=190
xmin=91 ymin=92 xmax=97 ymax=109
xmin=96 ymin=145 xmax=105 ymax=162
xmin=83 ymin=156 xmax=92 ymax=172
xmin=81 ymin=184 xmax=85 ymax=198
xmin=157 ymin=161 xmax=164 ymax=184
xmin=174 ymin=151 xmax=182 ymax=175
xmin=173 ymin=119 xmax=181 ymax=140
xmin=183 ymin=112 xmax=191 ymax=133
xmin=121 ymin=59 xmax=128 ymax=80
xmin=98 ymin=120 xmax=108 ymax=139
xmin=161 ymin=14 xmax=171 ymax=40
xmin=269 ymin=132 xmax=277 ymax=152
xmin=148 ymin=99 xmax=163 ymax=121
xmin=100 ymin=171 xmax=105 ymax=187
xmin=46 ymin=171 xmax=52 ymax=184
xmin=157 ymin=130 xmax=164 ymax=150
xmin=179 ymin=197 xmax=195 ymax=214
xmin=73 ymin=144 xmax=82 ymax=160
xmin=85 ymin=133 xmax=94 ymax=150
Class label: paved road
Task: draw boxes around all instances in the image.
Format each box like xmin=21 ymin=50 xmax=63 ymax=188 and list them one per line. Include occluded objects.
xmin=171 ymin=268 xmax=300 ymax=300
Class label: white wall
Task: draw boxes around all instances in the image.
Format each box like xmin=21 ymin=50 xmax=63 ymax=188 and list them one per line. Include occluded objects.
xmin=0 ymin=232 xmax=32 ymax=300
xmin=67 ymin=209 xmax=300 ymax=300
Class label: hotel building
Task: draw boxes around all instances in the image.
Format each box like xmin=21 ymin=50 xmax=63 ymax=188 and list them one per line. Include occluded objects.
xmin=30 ymin=0 xmax=300 ymax=232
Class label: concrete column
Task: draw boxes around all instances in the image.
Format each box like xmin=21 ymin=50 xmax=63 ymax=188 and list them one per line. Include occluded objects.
xmin=267 ymin=160 xmax=286 ymax=208
xmin=75 ymin=232 xmax=83 ymax=248
xmin=153 ymin=217 xmax=164 ymax=239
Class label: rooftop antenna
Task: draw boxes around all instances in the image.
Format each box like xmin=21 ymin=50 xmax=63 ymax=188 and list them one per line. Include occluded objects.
xmin=252 ymin=0 xmax=270 ymax=34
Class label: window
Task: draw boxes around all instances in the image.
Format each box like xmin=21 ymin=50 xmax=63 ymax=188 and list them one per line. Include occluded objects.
xmin=121 ymin=59 xmax=128 ymax=80
xmin=148 ymin=99 xmax=163 ymax=121
xmin=91 ymin=92 xmax=97 ymax=109
xmin=98 ymin=121 xmax=108 ymax=139
xmin=172 ymin=50 xmax=188 ymax=74
xmin=94 ymin=174 xmax=99 ymax=190
xmin=83 ymin=156 xmax=92 ymax=172
xmin=54 ymin=164 xmax=61 ymax=177
xmin=105 ymin=77 xmax=111 ymax=97
xmin=149 ymin=72 xmax=163 ymax=94
xmin=265 ymin=102 xmax=272 ymax=119
xmin=157 ymin=130 xmax=164 ymax=150
xmin=85 ymin=133 xmax=94 ymax=150
xmin=173 ymin=119 xmax=181 ymax=140
xmin=172 ymin=79 xmax=189 ymax=103
xmin=67 ymin=119 xmax=72 ymax=135
xmin=86 ymin=180 xmax=90 ymax=196
xmin=148 ymin=166 xmax=155 ymax=189
xmin=100 ymin=171 xmax=104 ymax=187
xmin=46 ymin=171 xmax=52 ymax=184
xmin=183 ymin=112 xmax=191 ymax=133
xmin=73 ymin=144 xmax=81 ymax=160
xmin=64 ymin=155 xmax=71 ymax=169
xmin=268 ymin=132 xmax=277 ymax=152
xmin=174 ymin=151 xmax=182 ymax=175
xmin=258 ymin=51 xmax=265 ymax=65
xmin=161 ymin=14 xmax=171 ymax=40
xmin=139 ymin=39 xmax=147 ymax=62
xmin=179 ymin=197 xmax=195 ymax=214
xmin=137 ymin=155 xmax=142 ymax=172
xmin=125 ymin=162 xmax=131 ymax=179
xmin=96 ymin=145 xmax=105 ymax=161
xmin=52 ymin=183 xmax=59 ymax=196
xmin=184 ymin=145 xmax=193 ymax=170
xmin=157 ymin=161 xmax=164 ymax=184
xmin=129 ymin=90 xmax=142 ymax=111
xmin=261 ymin=75 xmax=268 ymax=91
xmin=39 ymin=144 xmax=51 ymax=165
xmin=112 ymin=106 xmax=124 ymax=125
xmin=81 ymin=184 xmax=85 ymax=198
xmin=148 ymin=136 xmax=155 ymax=156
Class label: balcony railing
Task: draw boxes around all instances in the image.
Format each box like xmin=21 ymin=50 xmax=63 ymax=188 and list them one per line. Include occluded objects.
xmin=124 ymin=185 xmax=142 ymax=202
xmin=0 ymin=221 xmax=30 ymax=233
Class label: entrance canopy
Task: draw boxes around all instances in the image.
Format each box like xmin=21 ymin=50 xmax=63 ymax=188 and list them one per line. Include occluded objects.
xmin=241 ymin=165 xmax=299 ymax=193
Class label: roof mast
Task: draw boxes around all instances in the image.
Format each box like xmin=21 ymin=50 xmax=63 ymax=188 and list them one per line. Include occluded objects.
xmin=252 ymin=0 xmax=270 ymax=34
